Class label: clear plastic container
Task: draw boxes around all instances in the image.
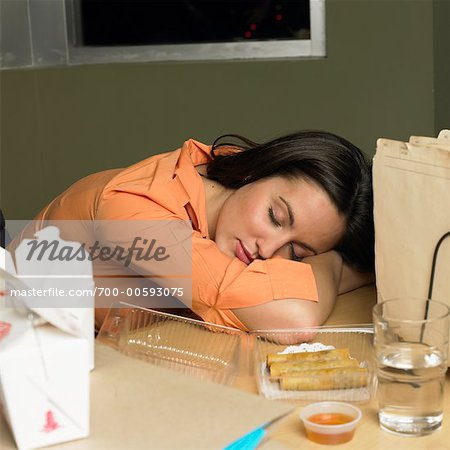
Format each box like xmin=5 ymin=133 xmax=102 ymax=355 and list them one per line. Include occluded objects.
xmin=97 ymin=302 xmax=248 ymax=385
xmin=97 ymin=304 xmax=375 ymax=400
xmin=251 ymin=326 xmax=375 ymax=403
xmin=299 ymin=401 xmax=362 ymax=444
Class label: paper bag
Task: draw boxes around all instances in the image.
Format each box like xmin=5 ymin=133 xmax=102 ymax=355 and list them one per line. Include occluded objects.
xmin=373 ymin=134 xmax=450 ymax=362
xmin=438 ymin=129 xmax=450 ymax=140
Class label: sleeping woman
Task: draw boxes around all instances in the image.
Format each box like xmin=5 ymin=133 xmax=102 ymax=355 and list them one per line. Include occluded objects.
xmin=10 ymin=131 xmax=374 ymax=331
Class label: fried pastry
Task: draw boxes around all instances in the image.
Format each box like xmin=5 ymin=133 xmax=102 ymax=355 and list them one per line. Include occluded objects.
xmin=279 ymin=367 xmax=369 ymax=391
xmin=267 ymin=348 xmax=350 ymax=366
xmin=269 ymin=357 xmax=359 ymax=377
xmin=266 ymin=347 xmax=369 ymax=391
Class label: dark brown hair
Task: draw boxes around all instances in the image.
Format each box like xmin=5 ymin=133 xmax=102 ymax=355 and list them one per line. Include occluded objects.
xmin=206 ymin=131 xmax=374 ymax=272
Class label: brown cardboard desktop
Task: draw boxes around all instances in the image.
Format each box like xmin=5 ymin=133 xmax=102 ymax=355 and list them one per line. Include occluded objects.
xmin=0 ymin=343 xmax=292 ymax=450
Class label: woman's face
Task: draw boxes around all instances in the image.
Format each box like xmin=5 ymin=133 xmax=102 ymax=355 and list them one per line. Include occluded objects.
xmin=214 ymin=176 xmax=346 ymax=264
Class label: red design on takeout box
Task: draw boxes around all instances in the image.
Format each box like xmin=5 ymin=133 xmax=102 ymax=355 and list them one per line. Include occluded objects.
xmin=0 ymin=321 xmax=11 ymax=340
xmin=41 ymin=410 xmax=61 ymax=433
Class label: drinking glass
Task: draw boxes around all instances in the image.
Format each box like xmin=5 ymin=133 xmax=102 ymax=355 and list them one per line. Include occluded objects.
xmin=373 ymin=298 xmax=449 ymax=436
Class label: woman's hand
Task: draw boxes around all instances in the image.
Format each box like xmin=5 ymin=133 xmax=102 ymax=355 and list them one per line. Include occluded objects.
xmin=338 ymin=263 xmax=374 ymax=294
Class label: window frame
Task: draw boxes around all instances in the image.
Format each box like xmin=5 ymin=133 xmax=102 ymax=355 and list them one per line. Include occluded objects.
xmin=0 ymin=0 xmax=326 ymax=70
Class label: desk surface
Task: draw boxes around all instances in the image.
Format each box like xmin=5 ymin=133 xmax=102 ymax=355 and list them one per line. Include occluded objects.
xmin=1 ymin=285 xmax=449 ymax=449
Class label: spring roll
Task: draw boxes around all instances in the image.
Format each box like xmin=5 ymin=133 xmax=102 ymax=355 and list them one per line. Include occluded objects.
xmin=269 ymin=357 xmax=359 ymax=377
xmin=279 ymin=367 xmax=369 ymax=391
xmin=267 ymin=348 xmax=350 ymax=366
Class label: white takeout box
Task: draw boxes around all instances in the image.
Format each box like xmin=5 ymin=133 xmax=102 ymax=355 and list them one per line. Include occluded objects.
xmin=2 ymin=227 xmax=95 ymax=369
xmin=0 ymin=309 xmax=90 ymax=450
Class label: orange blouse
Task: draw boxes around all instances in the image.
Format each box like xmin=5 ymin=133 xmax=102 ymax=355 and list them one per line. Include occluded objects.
xmin=35 ymin=139 xmax=318 ymax=330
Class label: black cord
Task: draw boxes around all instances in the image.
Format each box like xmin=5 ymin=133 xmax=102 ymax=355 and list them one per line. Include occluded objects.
xmin=427 ymin=231 xmax=450 ymax=301
xmin=421 ymin=231 xmax=450 ymax=341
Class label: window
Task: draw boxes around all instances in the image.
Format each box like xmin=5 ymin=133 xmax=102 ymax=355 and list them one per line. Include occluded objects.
xmin=80 ymin=1 xmax=311 ymax=46
xmin=0 ymin=0 xmax=325 ymax=69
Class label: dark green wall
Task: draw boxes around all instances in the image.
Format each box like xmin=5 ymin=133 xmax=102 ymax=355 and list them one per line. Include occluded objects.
xmin=1 ymin=0 xmax=447 ymax=219
xmin=434 ymin=0 xmax=450 ymax=131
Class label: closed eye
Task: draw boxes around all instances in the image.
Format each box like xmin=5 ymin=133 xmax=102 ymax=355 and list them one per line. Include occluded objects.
xmin=289 ymin=243 xmax=302 ymax=261
xmin=268 ymin=206 xmax=282 ymax=228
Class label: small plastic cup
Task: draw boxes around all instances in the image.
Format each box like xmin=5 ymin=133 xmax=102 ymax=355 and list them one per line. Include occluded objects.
xmin=299 ymin=401 xmax=362 ymax=445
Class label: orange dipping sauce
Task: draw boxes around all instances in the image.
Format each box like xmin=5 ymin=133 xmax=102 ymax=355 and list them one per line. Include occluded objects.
xmin=306 ymin=413 xmax=356 ymax=444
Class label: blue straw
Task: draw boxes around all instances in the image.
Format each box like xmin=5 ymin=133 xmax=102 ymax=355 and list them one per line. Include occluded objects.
xmin=223 ymin=410 xmax=292 ymax=450
xmin=224 ymin=427 xmax=267 ymax=450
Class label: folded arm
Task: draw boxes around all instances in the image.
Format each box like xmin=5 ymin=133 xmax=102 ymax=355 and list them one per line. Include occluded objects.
xmin=231 ymin=251 xmax=343 ymax=331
